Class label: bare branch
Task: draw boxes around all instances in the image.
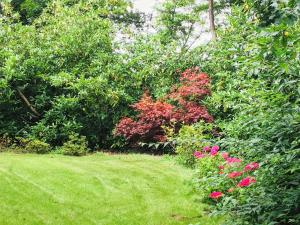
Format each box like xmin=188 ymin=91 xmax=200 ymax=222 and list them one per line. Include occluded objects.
xmin=16 ymin=87 xmax=41 ymax=117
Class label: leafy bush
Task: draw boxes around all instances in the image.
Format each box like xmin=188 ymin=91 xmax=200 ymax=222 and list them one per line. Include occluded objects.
xmin=187 ymin=4 xmax=300 ymax=225
xmin=24 ymin=139 xmax=51 ymax=154
xmin=192 ymin=145 xmax=261 ymax=221
xmin=0 ymin=0 xmax=200 ymax=149
xmin=1 ymin=1 xmax=299 ymax=223
xmin=12 ymin=137 xmax=51 ymax=154
xmin=168 ymin=121 xmax=214 ymax=167
xmin=10 ymin=0 xmax=51 ymax=24
xmin=115 ymin=93 xmax=174 ymax=144
xmin=60 ymin=134 xmax=89 ymax=156
xmin=115 ymin=68 xmax=213 ymax=145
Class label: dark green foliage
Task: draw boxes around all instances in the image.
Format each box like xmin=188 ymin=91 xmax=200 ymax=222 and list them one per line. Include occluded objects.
xmin=10 ymin=0 xmax=50 ymax=23
xmin=8 ymin=0 xmax=146 ymax=26
xmin=0 ymin=0 xmax=198 ymax=149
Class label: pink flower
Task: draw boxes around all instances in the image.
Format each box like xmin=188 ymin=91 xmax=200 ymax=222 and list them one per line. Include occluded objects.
xmin=221 ymin=152 xmax=229 ymax=160
xmin=227 ymin=171 xmax=243 ymax=179
xmin=210 ymin=150 xmax=218 ymax=156
xmin=218 ymin=165 xmax=224 ymax=170
xmin=193 ymin=151 xmax=205 ymax=159
xmin=226 ymin=157 xmax=242 ymax=164
xmin=237 ymin=176 xmax=256 ymax=187
xmin=210 ymin=145 xmax=219 ymax=156
xmin=211 ymin=145 xmax=220 ymax=151
xmin=209 ymin=191 xmax=223 ymax=199
xmin=244 ymin=162 xmax=259 ymax=172
xmin=203 ymin=146 xmax=210 ymax=152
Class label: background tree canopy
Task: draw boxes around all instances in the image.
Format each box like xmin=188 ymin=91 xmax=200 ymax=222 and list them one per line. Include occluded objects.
xmin=0 ymin=0 xmax=199 ymax=148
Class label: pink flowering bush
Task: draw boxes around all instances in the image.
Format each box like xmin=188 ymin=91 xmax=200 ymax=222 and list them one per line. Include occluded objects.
xmin=209 ymin=191 xmax=223 ymax=199
xmin=227 ymin=171 xmax=243 ymax=179
xmin=192 ymin=145 xmax=260 ymax=210
xmin=243 ymin=162 xmax=259 ymax=172
xmin=237 ymin=176 xmax=256 ymax=187
xmin=193 ymin=151 xmax=205 ymax=159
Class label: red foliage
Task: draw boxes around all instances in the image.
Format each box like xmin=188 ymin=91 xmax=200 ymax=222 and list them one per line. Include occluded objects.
xmin=169 ymin=68 xmax=213 ymax=124
xmin=169 ymin=68 xmax=210 ymax=100
xmin=115 ymin=68 xmax=213 ymax=144
xmin=132 ymin=92 xmax=174 ymax=121
xmin=115 ymin=93 xmax=174 ymax=143
xmin=172 ymin=100 xmax=213 ymax=124
xmin=115 ymin=117 xmax=139 ymax=141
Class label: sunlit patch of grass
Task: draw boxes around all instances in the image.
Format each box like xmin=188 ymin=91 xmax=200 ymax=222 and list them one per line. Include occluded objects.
xmin=0 ymin=152 xmax=222 ymax=225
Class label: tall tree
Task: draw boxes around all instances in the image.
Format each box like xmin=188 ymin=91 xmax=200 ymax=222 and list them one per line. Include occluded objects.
xmin=208 ymin=0 xmax=216 ymax=40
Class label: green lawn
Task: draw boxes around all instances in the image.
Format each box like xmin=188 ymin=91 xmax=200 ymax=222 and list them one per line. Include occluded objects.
xmin=0 ymin=152 xmax=221 ymax=225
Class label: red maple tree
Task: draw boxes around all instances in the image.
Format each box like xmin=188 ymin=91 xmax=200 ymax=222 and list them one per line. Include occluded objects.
xmin=115 ymin=68 xmax=213 ymax=143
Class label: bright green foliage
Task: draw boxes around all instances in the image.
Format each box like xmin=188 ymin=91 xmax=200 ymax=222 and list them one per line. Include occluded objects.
xmin=8 ymin=0 xmax=145 ymax=25
xmin=193 ymin=154 xmax=229 ymax=199
xmin=0 ymin=153 xmax=223 ymax=225
xmin=24 ymin=138 xmax=51 ymax=154
xmin=187 ymin=3 xmax=300 ymax=225
xmin=226 ymin=0 xmax=299 ymax=26
xmin=156 ymin=0 xmax=204 ymax=46
xmin=59 ymin=133 xmax=89 ymax=156
xmin=169 ymin=122 xmax=214 ymax=167
xmin=0 ymin=0 xmax=118 ymax=147
xmin=192 ymin=149 xmax=261 ymax=225
xmin=12 ymin=137 xmax=51 ymax=153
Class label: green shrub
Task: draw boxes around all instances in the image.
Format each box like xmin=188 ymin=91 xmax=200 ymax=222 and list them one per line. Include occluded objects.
xmin=13 ymin=137 xmax=51 ymax=154
xmin=168 ymin=121 xmax=214 ymax=167
xmin=60 ymin=134 xmax=89 ymax=156
xmin=191 ymin=145 xmax=261 ymax=218
xmin=0 ymin=0 xmax=197 ymax=149
xmin=24 ymin=139 xmax=51 ymax=154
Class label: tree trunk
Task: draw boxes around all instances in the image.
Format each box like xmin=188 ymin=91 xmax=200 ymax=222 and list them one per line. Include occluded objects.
xmin=16 ymin=88 xmax=41 ymax=117
xmin=208 ymin=0 xmax=216 ymax=40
